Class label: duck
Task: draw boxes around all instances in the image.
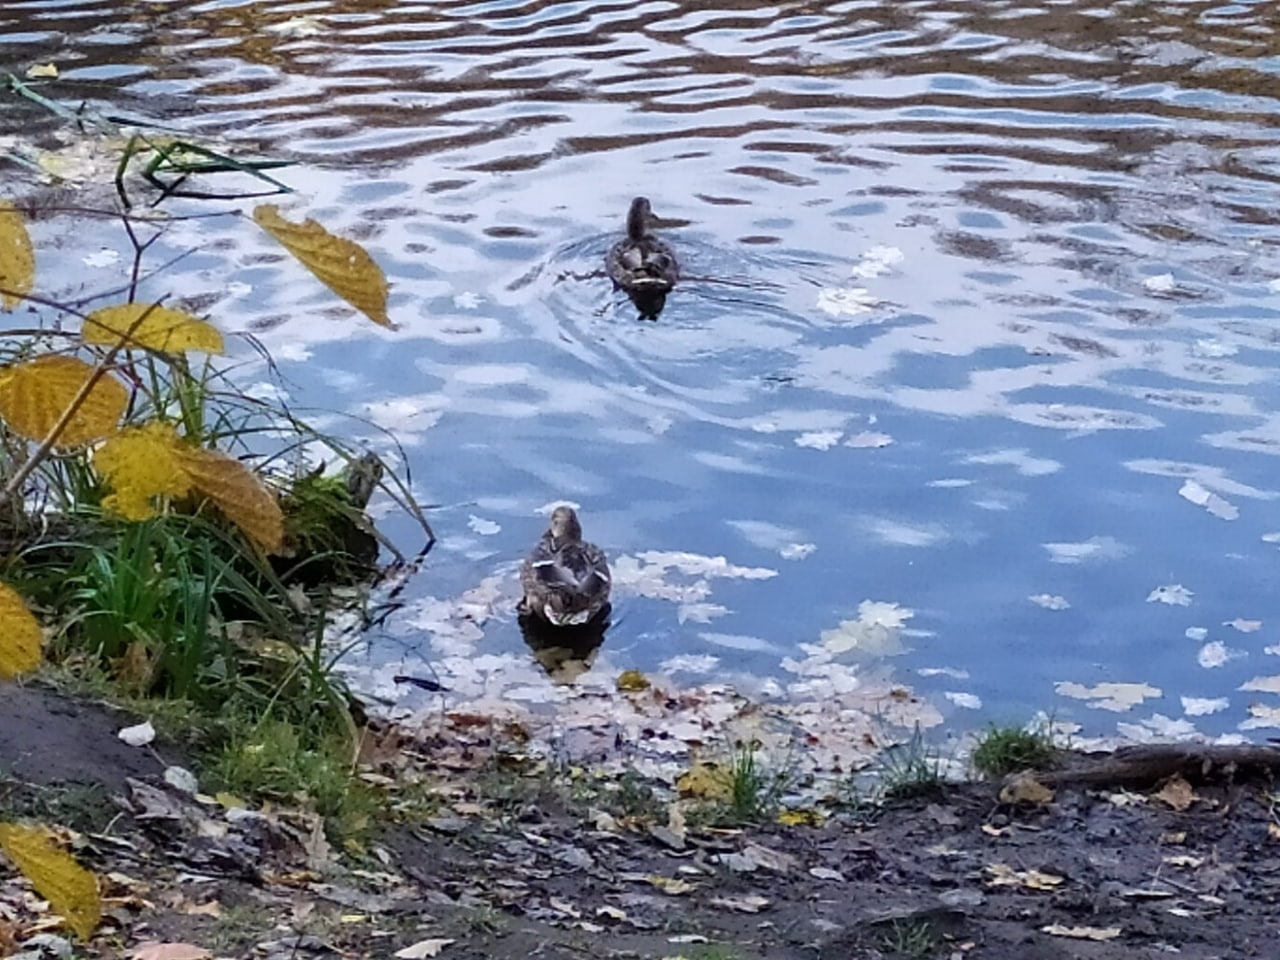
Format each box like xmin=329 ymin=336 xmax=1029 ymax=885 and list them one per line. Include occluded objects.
xmin=519 ymin=505 xmax=612 ymax=627
xmin=606 ymin=196 xmax=679 ymax=318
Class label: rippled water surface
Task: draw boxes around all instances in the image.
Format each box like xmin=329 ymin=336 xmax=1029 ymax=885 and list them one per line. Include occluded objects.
xmin=6 ymin=0 xmax=1280 ymax=738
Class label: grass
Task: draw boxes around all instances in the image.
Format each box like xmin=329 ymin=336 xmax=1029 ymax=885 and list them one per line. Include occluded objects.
xmin=205 ymin=712 xmax=379 ymax=839
xmin=877 ymin=726 xmax=948 ymax=801
xmin=971 ymin=721 xmax=1057 ymax=777
xmin=878 ymin=917 xmax=939 ymax=957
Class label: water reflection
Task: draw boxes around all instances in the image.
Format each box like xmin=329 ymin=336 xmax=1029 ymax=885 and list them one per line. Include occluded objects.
xmin=5 ymin=0 xmax=1280 ymax=741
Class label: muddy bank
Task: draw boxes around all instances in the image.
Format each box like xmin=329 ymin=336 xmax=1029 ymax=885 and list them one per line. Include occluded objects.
xmin=1 ymin=681 xmax=1277 ymax=960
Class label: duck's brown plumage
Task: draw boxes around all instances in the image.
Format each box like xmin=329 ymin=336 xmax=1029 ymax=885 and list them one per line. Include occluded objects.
xmin=605 ymin=197 xmax=678 ymax=317
xmin=520 ymin=506 xmax=611 ymax=627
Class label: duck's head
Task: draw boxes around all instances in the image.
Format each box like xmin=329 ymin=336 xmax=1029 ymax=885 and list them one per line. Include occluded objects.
xmin=548 ymin=505 xmax=583 ymax=543
xmin=626 ymin=196 xmax=654 ymax=241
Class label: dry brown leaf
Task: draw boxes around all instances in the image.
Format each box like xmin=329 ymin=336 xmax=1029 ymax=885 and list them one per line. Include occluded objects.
xmin=1041 ymin=924 xmax=1121 ymax=941
xmin=1268 ymin=823 xmax=1280 ymax=842
xmin=83 ymin=303 xmax=224 ymax=355
xmin=129 ymin=942 xmax=213 ymax=960
xmin=0 ymin=823 xmax=101 ymax=940
xmin=999 ymin=772 xmax=1055 ymax=806
xmin=0 ymin=354 xmax=128 ymax=447
xmin=0 ymin=201 xmax=34 ymax=311
xmin=176 ymin=446 xmax=283 ymax=554
xmin=252 ymin=204 xmax=391 ymax=327
xmin=1153 ymin=775 xmax=1197 ymax=812
xmin=985 ymin=863 xmax=1064 ymax=891
xmin=0 ymin=582 xmax=42 ymax=679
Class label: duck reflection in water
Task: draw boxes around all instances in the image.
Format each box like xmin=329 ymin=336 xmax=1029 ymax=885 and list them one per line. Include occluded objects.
xmin=606 ymin=196 xmax=679 ymax=320
xmin=518 ymin=607 xmax=611 ymax=683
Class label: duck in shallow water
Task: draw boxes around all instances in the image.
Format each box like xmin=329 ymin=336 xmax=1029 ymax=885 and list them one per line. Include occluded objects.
xmin=519 ymin=505 xmax=612 ymax=627
xmin=606 ymin=196 xmax=679 ymax=318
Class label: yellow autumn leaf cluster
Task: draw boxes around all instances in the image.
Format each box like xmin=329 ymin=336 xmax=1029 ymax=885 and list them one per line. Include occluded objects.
xmin=0 ymin=355 xmax=127 ymax=447
xmin=0 ymin=582 xmax=42 ymax=679
xmin=0 ymin=200 xmax=35 ymax=311
xmin=84 ymin=303 xmax=224 ymax=355
xmin=0 ymin=823 xmax=101 ymax=940
xmin=93 ymin=423 xmax=283 ymax=553
xmin=253 ymin=204 xmax=391 ymax=327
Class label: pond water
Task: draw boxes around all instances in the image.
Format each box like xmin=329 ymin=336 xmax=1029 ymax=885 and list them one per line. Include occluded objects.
xmin=5 ymin=0 xmax=1280 ymax=743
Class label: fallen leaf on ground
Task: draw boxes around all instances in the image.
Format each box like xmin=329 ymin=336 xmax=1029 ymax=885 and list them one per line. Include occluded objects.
xmin=709 ymin=894 xmax=771 ymax=913
xmin=1153 ymin=775 xmax=1197 ymax=812
xmin=648 ymin=876 xmax=695 ymax=895
xmin=985 ymin=863 xmax=1063 ymax=891
xmin=999 ymin=772 xmax=1054 ymax=806
xmin=129 ymin=943 xmax=212 ymax=960
xmin=394 ymin=938 xmax=455 ymax=959
xmin=1041 ymin=924 xmax=1121 ymax=941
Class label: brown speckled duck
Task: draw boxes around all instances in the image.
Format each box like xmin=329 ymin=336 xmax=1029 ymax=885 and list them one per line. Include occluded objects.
xmin=605 ymin=196 xmax=679 ymax=318
xmin=519 ymin=506 xmax=611 ymax=626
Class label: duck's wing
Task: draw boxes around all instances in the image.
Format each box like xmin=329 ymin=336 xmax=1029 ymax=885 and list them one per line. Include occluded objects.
xmin=607 ymin=237 xmax=678 ymax=291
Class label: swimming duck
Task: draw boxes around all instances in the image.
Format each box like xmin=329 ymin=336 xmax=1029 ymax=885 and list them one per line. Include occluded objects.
xmin=519 ymin=506 xmax=612 ymax=627
xmin=606 ymin=196 xmax=679 ymax=318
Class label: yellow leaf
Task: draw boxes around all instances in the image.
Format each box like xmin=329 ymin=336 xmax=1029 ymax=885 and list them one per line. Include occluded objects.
xmin=0 ymin=582 xmax=42 ymax=678
xmin=252 ymin=205 xmax=391 ymax=327
xmin=0 ymin=822 xmax=101 ymax=940
xmin=777 ymin=808 xmax=823 ymax=827
xmin=0 ymin=355 xmax=128 ymax=447
xmin=93 ymin=422 xmax=192 ymax=521
xmin=176 ymin=447 xmax=283 ymax=554
xmin=985 ymin=863 xmax=1064 ymax=891
xmin=616 ymin=669 xmax=650 ymax=692
xmin=0 ymin=201 xmax=35 ymax=311
xmin=675 ymin=762 xmax=730 ymax=801
xmin=647 ymin=875 xmax=695 ymax=895
xmin=25 ymin=64 xmax=59 ymax=79
xmin=83 ymin=304 xmax=224 ymax=355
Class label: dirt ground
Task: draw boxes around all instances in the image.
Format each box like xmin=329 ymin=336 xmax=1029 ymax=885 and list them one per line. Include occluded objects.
xmin=2 ymin=681 xmax=1278 ymax=960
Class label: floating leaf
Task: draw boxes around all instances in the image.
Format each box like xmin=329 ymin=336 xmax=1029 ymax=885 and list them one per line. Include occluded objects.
xmin=0 ymin=823 xmax=101 ymax=940
xmin=0 ymin=583 xmax=42 ymax=678
xmin=0 ymin=200 xmax=34 ymax=311
xmin=0 ymin=355 xmax=128 ymax=447
xmin=252 ymin=204 xmax=391 ymax=327
xmin=83 ymin=303 xmax=224 ymax=354
xmin=176 ymin=446 xmax=283 ymax=554
xmin=93 ymin=422 xmax=192 ymax=521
